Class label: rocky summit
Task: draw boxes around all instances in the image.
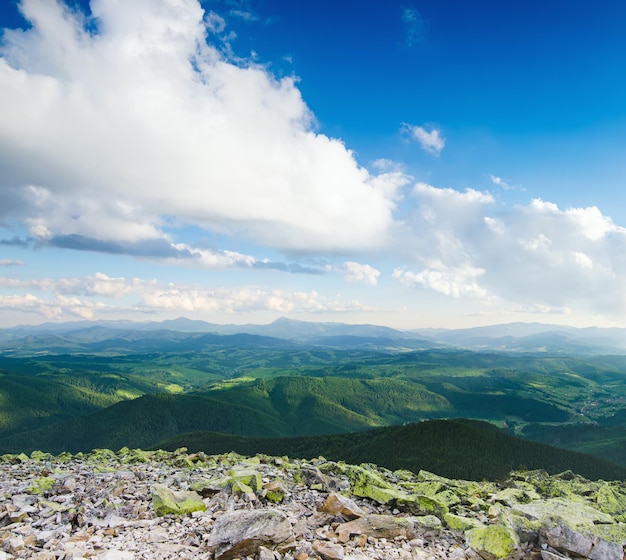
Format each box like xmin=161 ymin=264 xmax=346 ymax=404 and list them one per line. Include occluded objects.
xmin=1 ymin=448 xmax=626 ymax=560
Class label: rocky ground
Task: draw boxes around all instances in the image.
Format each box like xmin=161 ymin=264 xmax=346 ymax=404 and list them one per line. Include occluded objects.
xmin=1 ymin=448 xmax=625 ymax=559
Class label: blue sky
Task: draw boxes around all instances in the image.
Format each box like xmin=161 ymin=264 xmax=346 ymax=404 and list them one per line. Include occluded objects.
xmin=1 ymin=0 xmax=626 ymax=329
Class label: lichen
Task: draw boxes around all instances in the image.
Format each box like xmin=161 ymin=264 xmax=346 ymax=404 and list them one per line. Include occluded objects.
xmin=29 ymin=476 xmax=55 ymax=496
xmin=466 ymin=524 xmax=518 ymax=560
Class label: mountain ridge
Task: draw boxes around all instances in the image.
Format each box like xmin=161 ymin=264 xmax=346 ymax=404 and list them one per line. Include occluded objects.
xmin=4 ymin=317 xmax=626 ymax=354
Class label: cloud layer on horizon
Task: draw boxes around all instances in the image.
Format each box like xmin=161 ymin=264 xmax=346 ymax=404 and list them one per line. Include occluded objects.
xmin=0 ymin=272 xmax=380 ymax=320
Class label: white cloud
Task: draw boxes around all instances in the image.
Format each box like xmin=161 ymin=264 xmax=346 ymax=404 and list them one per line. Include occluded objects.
xmin=393 ymin=262 xmax=487 ymax=298
xmin=489 ymin=174 xmax=513 ymax=190
xmin=0 ymin=259 xmax=24 ymax=266
xmin=339 ymin=262 xmax=380 ymax=286
xmin=0 ymin=272 xmax=376 ymax=321
xmin=0 ymin=0 xmax=404 ymax=256
xmin=401 ymin=124 xmax=445 ymax=155
xmin=572 ymin=251 xmax=593 ymax=269
xmin=512 ymin=303 xmax=571 ymax=315
xmin=205 ymin=11 xmax=227 ymax=33
xmin=0 ymin=273 xmax=157 ymax=298
xmin=371 ymin=158 xmax=401 ymax=172
xmin=0 ymin=293 xmax=106 ymax=320
xmin=394 ymin=183 xmax=626 ymax=316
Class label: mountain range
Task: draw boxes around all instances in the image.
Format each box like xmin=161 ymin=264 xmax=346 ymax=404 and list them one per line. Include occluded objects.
xmin=3 ymin=317 xmax=626 ymax=355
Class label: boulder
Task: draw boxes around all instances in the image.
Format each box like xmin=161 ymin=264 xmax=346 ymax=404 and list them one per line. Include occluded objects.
xmin=150 ymin=484 xmax=206 ymax=516
xmin=347 ymin=465 xmax=402 ymax=504
xmin=513 ymin=497 xmax=613 ymax=527
xmin=513 ymin=497 xmax=624 ymax=560
xmin=206 ymin=508 xmax=294 ymax=560
xmin=395 ymin=493 xmax=449 ymax=518
xmin=465 ymin=524 xmax=518 ymax=560
xmin=596 ymin=483 xmax=626 ymax=517
xmin=541 ymin=523 xmax=624 ymax=560
xmin=263 ymin=480 xmax=288 ymax=504
xmin=313 ymin=540 xmax=345 ymax=560
xmin=335 ymin=514 xmax=416 ymax=543
xmin=320 ymin=492 xmax=365 ymax=520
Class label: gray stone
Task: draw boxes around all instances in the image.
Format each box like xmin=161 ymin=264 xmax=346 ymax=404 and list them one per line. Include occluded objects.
xmin=320 ymin=492 xmax=365 ymax=520
xmin=206 ymin=508 xmax=294 ymax=560
xmin=313 ymin=540 xmax=345 ymax=560
xmin=336 ymin=514 xmax=416 ymax=543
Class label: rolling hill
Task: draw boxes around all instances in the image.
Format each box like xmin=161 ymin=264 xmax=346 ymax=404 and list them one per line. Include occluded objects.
xmin=2 ymin=318 xmax=626 ymax=473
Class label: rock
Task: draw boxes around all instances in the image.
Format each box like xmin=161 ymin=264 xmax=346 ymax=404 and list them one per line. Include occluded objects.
xmin=28 ymin=477 xmax=55 ymax=496
xmin=335 ymin=514 xmax=416 ymax=542
xmin=542 ymin=523 xmax=624 ymax=560
xmin=263 ymin=480 xmax=288 ymax=504
xmin=445 ymin=512 xmax=483 ymax=532
xmin=206 ymin=508 xmax=294 ymax=560
xmin=101 ymin=551 xmax=135 ymax=560
xmin=320 ymin=492 xmax=365 ymax=519
xmin=227 ymin=467 xmax=263 ymax=492
xmin=258 ymin=545 xmax=281 ymax=560
xmin=395 ymin=493 xmax=449 ymax=518
xmin=465 ymin=524 xmax=518 ymax=560
xmin=514 ymin=497 xmax=613 ymax=526
xmin=540 ymin=549 xmax=568 ymax=560
xmin=150 ymin=484 xmax=206 ymax=516
xmin=346 ymin=465 xmax=403 ymax=504
xmin=412 ymin=514 xmax=443 ymax=529
xmin=313 ymin=540 xmax=345 ymax=559
xmin=490 ymin=487 xmax=531 ymax=506
xmin=596 ymin=483 xmax=626 ymax=517
xmin=497 ymin=509 xmax=541 ymax=545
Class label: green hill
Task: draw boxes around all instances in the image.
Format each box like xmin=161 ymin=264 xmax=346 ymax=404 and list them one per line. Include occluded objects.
xmin=0 ymin=393 xmax=288 ymax=453
xmin=0 ymin=376 xmax=453 ymax=453
xmin=197 ymin=376 xmax=453 ymax=435
xmin=154 ymin=419 xmax=626 ymax=481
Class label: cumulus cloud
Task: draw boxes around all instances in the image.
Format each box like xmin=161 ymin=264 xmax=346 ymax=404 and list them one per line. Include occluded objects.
xmin=338 ymin=262 xmax=380 ymax=286
xmin=401 ymin=124 xmax=445 ymax=155
xmin=0 ymin=0 xmax=404 ymax=259
xmin=393 ymin=263 xmax=488 ymax=298
xmin=395 ymin=183 xmax=626 ymax=316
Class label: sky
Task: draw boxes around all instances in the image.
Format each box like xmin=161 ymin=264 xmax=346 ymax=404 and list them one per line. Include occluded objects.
xmin=1 ymin=0 xmax=626 ymax=330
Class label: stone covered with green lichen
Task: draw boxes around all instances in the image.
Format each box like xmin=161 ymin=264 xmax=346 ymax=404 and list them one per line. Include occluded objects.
xmin=465 ymin=524 xmax=518 ymax=560
xmin=151 ymin=484 xmax=206 ymax=516
xmin=28 ymin=476 xmax=55 ymax=496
